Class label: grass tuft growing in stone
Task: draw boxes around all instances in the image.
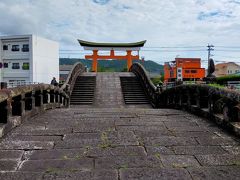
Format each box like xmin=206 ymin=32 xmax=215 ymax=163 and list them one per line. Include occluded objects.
xmin=99 ymin=131 xmax=114 ymax=149
xmin=119 ymin=164 xmax=128 ymax=170
xmin=154 ymin=153 xmax=161 ymax=159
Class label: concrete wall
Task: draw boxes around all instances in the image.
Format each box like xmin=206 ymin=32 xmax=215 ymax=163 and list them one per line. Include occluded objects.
xmin=31 ymin=35 xmax=59 ymax=84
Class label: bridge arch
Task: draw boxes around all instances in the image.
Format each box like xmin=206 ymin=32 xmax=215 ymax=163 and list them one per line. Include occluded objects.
xmin=0 ymin=62 xmax=86 ymax=137
xmin=129 ymin=62 xmax=240 ymax=135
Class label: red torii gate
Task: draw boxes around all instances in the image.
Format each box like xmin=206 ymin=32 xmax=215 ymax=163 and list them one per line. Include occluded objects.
xmin=78 ymin=40 xmax=146 ymax=72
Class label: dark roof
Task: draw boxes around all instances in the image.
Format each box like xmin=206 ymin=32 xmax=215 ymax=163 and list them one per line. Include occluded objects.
xmin=78 ymin=40 xmax=146 ymax=48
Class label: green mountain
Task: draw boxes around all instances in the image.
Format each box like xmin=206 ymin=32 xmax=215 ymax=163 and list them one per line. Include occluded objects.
xmin=59 ymin=58 xmax=164 ymax=75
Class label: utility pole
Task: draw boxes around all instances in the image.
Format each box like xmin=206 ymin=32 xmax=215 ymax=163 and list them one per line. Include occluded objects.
xmin=206 ymin=44 xmax=216 ymax=80
xmin=207 ymin=44 xmax=214 ymax=66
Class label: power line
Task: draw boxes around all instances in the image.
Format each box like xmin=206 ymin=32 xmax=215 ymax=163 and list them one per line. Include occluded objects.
xmin=143 ymin=46 xmax=205 ymax=48
xmin=60 ymin=50 xmax=207 ymax=53
xmin=215 ymin=46 xmax=240 ymax=48
xmin=214 ymin=55 xmax=240 ymax=59
xmin=59 ymin=49 xmax=240 ymax=52
xmin=141 ymin=49 xmax=206 ymax=52
xmin=60 ymin=45 xmax=240 ymax=51
xmin=215 ymin=50 xmax=240 ymax=52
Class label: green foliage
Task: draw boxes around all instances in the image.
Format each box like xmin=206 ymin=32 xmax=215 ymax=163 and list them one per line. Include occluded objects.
xmin=138 ymin=60 xmax=164 ymax=74
xmin=216 ymin=75 xmax=240 ymax=85
xmin=208 ymin=83 xmax=225 ymax=89
xmin=98 ymin=66 xmax=115 ymax=72
xmin=151 ymin=76 xmax=163 ymax=86
xmin=160 ymin=74 xmax=164 ymax=82
xmin=59 ymin=58 xmax=163 ymax=74
xmin=121 ymin=67 xmax=128 ymax=72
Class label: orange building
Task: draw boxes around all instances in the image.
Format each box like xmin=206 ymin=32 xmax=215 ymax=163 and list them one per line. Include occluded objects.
xmin=164 ymin=58 xmax=205 ymax=82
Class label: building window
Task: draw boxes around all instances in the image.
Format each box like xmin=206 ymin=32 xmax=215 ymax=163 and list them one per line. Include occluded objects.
xmin=4 ymin=63 xmax=8 ymax=68
xmin=22 ymin=63 xmax=29 ymax=70
xmin=12 ymin=45 xmax=20 ymax=51
xmin=3 ymin=45 xmax=8 ymax=50
xmin=0 ymin=63 xmax=2 ymax=68
xmin=22 ymin=44 xmax=29 ymax=52
xmin=185 ymin=70 xmax=190 ymax=73
xmin=191 ymin=70 xmax=197 ymax=73
xmin=12 ymin=63 xmax=20 ymax=69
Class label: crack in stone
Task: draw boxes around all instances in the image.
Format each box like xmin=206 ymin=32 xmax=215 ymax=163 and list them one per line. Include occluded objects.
xmin=117 ymin=169 xmax=121 ymax=180
xmin=16 ymin=150 xmax=33 ymax=170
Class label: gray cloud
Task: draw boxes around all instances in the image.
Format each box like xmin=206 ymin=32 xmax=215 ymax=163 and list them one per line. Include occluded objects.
xmin=93 ymin=0 xmax=111 ymax=5
xmin=0 ymin=0 xmax=239 ymax=64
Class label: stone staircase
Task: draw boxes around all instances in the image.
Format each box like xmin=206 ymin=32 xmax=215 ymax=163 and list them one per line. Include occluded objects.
xmin=120 ymin=76 xmax=150 ymax=104
xmin=70 ymin=76 xmax=96 ymax=105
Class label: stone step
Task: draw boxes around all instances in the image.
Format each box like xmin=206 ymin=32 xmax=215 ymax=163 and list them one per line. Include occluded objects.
xmin=120 ymin=76 xmax=150 ymax=105
xmin=70 ymin=76 xmax=96 ymax=105
xmin=71 ymin=93 xmax=94 ymax=95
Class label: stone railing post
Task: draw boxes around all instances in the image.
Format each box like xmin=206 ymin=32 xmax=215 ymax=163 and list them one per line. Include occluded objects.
xmin=20 ymin=94 xmax=25 ymax=116
xmin=196 ymin=87 xmax=201 ymax=108
xmin=65 ymin=96 xmax=70 ymax=107
xmin=55 ymin=91 xmax=59 ymax=103
xmin=59 ymin=94 xmax=63 ymax=104
xmin=208 ymin=95 xmax=214 ymax=114
xmin=223 ymin=104 xmax=230 ymax=122
xmin=11 ymin=95 xmax=23 ymax=116
xmin=25 ymin=92 xmax=33 ymax=111
xmin=50 ymin=90 xmax=55 ymax=103
xmin=187 ymin=89 xmax=191 ymax=108
xmin=34 ymin=90 xmax=43 ymax=107
xmin=43 ymin=90 xmax=49 ymax=104
xmin=0 ymin=100 xmax=9 ymax=124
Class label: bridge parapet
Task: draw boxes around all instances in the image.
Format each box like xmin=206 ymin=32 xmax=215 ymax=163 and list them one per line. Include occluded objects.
xmin=0 ymin=62 xmax=86 ymax=138
xmin=60 ymin=62 xmax=86 ymax=96
xmin=130 ymin=63 xmax=158 ymax=107
xmin=159 ymin=84 xmax=240 ymax=135
xmin=0 ymin=84 xmax=68 ymax=137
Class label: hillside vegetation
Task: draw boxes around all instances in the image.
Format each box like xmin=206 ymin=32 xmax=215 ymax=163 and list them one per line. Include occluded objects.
xmin=60 ymin=58 xmax=164 ymax=75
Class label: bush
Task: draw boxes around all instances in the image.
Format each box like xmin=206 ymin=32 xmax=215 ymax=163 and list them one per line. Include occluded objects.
xmin=151 ymin=76 xmax=162 ymax=86
xmin=216 ymin=75 xmax=240 ymax=85
xmin=208 ymin=83 xmax=225 ymax=89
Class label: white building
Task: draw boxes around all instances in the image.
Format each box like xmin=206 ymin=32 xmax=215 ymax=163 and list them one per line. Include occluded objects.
xmin=0 ymin=35 xmax=59 ymax=86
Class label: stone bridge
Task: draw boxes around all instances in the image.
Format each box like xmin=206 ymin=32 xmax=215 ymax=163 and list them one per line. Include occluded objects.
xmin=0 ymin=63 xmax=240 ymax=180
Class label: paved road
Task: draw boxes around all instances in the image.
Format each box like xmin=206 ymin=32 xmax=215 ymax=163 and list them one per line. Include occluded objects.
xmin=0 ymin=107 xmax=240 ymax=179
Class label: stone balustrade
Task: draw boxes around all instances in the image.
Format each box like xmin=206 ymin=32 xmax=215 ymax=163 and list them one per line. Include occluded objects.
xmin=0 ymin=62 xmax=86 ymax=137
xmin=130 ymin=63 xmax=158 ymax=107
xmin=158 ymin=84 xmax=240 ymax=135
xmin=130 ymin=63 xmax=240 ymax=136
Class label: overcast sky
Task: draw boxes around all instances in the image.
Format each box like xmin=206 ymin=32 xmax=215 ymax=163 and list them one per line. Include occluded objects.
xmin=0 ymin=0 xmax=240 ymax=66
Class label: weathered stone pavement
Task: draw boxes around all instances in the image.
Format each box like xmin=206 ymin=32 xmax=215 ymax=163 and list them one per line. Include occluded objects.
xmin=0 ymin=107 xmax=240 ymax=179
